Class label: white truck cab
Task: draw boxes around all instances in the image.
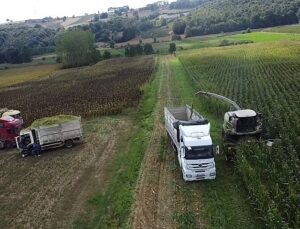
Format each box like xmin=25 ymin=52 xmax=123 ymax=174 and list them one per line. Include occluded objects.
xmin=165 ymin=106 xmax=218 ymax=181
xmin=178 ymin=125 xmax=216 ymax=181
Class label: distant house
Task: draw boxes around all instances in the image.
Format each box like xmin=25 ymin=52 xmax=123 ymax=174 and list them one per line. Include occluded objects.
xmin=25 ymin=17 xmax=53 ymax=24
xmin=108 ymin=6 xmax=129 ymax=16
xmin=155 ymin=1 xmax=169 ymax=7
xmin=25 ymin=19 xmax=45 ymax=24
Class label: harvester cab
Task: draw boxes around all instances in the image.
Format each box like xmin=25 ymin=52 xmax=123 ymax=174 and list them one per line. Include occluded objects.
xmin=223 ymin=109 xmax=263 ymax=136
xmin=195 ymin=91 xmax=264 ymax=161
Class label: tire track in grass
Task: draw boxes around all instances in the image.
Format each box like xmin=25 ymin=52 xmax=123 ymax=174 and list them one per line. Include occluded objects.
xmin=130 ymin=56 xmax=203 ymax=229
xmin=130 ymin=56 xmax=177 ymax=229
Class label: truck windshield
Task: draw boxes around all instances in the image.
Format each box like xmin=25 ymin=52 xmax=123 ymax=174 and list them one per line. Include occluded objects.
xmin=236 ymin=116 xmax=257 ymax=133
xmin=185 ymin=145 xmax=214 ymax=159
xmin=20 ymin=134 xmax=31 ymax=147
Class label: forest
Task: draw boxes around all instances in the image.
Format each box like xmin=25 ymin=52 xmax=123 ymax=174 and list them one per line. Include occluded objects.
xmin=177 ymin=0 xmax=300 ymax=37
xmin=0 ymin=25 xmax=56 ymax=64
xmin=74 ymin=17 xmax=154 ymax=43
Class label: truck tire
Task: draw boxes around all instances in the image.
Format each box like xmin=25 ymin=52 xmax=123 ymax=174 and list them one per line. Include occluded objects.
xmin=65 ymin=140 xmax=74 ymax=148
xmin=0 ymin=141 xmax=4 ymax=149
xmin=21 ymin=149 xmax=29 ymax=158
xmin=4 ymin=141 xmax=12 ymax=149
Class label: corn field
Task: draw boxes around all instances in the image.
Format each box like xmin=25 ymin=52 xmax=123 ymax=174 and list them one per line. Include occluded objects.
xmin=0 ymin=57 xmax=154 ymax=126
xmin=179 ymin=41 xmax=300 ymax=228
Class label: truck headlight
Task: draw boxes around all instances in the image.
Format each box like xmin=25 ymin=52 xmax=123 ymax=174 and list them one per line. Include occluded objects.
xmin=210 ymin=172 xmax=216 ymax=176
xmin=186 ymin=174 xmax=192 ymax=178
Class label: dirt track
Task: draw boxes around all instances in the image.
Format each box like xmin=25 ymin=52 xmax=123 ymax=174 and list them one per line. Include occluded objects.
xmin=129 ymin=56 xmax=204 ymax=228
xmin=0 ymin=116 xmax=131 ymax=229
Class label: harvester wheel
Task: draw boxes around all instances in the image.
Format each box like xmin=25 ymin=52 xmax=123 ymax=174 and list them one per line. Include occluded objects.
xmin=225 ymin=153 xmax=234 ymax=162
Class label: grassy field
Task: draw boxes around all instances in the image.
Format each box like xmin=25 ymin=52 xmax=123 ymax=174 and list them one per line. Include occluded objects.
xmin=0 ymin=54 xmax=57 ymax=70
xmin=0 ymin=64 xmax=60 ymax=88
xmin=150 ymin=31 xmax=300 ymax=54
xmin=264 ymin=24 xmax=300 ymax=33
xmin=178 ymin=41 xmax=300 ymax=228
xmin=228 ymin=31 xmax=300 ymax=42
xmin=102 ymin=30 xmax=300 ymax=56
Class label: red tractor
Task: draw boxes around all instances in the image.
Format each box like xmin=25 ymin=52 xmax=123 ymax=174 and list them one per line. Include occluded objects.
xmin=0 ymin=116 xmax=23 ymax=149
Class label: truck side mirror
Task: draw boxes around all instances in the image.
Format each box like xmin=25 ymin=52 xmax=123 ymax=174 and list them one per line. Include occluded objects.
xmin=181 ymin=146 xmax=185 ymax=157
xmin=214 ymin=145 xmax=220 ymax=155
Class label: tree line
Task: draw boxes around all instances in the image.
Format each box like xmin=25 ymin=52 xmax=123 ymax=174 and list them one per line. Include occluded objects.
xmin=171 ymin=0 xmax=300 ymax=37
xmin=124 ymin=43 xmax=154 ymax=57
xmin=0 ymin=25 xmax=56 ymax=64
xmin=169 ymin=0 xmax=206 ymax=9
xmin=73 ymin=17 xmax=155 ymax=43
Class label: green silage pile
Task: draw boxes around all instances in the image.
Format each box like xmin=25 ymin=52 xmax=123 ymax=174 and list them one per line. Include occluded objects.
xmin=29 ymin=115 xmax=80 ymax=128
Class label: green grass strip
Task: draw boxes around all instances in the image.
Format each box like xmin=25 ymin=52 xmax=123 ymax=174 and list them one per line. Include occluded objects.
xmin=74 ymin=58 xmax=160 ymax=229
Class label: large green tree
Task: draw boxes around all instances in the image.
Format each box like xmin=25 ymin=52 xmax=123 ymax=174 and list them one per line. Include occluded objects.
xmin=56 ymin=30 xmax=100 ymax=68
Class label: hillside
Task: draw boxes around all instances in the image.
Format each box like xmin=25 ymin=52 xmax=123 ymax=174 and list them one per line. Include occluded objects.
xmin=1 ymin=0 xmax=300 ymax=65
xmin=179 ymin=0 xmax=300 ymax=37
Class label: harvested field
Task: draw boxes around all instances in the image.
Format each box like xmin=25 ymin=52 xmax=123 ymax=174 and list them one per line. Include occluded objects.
xmin=0 ymin=116 xmax=133 ymax=228
xmin=0 ymin=64 xmax=60 ymax=88
xmin=0 ymin=56 xmax=155 ymax=228
xmin=0 ymin=57 xmax=154 ymax=126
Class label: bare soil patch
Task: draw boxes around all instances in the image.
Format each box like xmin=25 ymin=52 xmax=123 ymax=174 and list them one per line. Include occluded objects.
xmin=0 ymin=116 xmax=132 ymax=229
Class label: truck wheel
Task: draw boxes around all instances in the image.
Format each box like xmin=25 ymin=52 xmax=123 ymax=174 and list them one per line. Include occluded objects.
xmin=4 ymin=141 xmax=12 ymax=149
xmin=65 ymin=140 xmax=74 ymax=148
xmin=21 ymin=150 xmax=29 ymax=158
xmin=0 ymin=141 xmax=4 ymax=149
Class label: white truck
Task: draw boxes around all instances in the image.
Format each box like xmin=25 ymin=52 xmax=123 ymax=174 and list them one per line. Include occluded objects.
xmin=16 ymin=117 xmax=82 ymax=157
xmin=164 ymin=105 xmax=218 ymax=181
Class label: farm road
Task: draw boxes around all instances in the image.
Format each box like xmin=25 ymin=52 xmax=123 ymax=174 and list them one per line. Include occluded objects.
xmin=129 ymin=56 xmax=204 ymax=229
xmin=0 ymin=116 xmax=132 ymax=229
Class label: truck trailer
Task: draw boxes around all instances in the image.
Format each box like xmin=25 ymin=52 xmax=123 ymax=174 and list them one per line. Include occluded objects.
xmin=16 ymin=117 xmax=82 ymax=157
xmin=164 ymin=105 xmax=218 ymax=181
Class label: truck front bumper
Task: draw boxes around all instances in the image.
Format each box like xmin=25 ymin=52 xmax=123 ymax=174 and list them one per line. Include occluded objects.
xmin=183 ymin=168 xmax=216 ymax=181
